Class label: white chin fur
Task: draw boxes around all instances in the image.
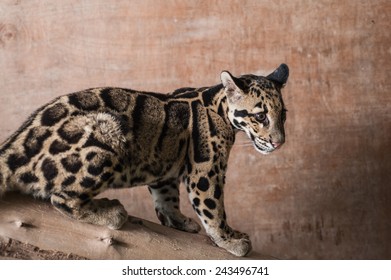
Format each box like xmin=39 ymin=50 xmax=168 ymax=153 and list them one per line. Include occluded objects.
xmin=253 ymin=142 xmax=273 ymax=155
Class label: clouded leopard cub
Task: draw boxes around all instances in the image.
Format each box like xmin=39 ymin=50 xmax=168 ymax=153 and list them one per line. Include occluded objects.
xmin=0 ymin=64 xmax=289 ymax=257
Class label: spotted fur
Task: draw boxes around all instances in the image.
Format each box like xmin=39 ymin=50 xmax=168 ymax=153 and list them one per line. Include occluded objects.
xmin=0 ymin=64 xmax=289 ymax=257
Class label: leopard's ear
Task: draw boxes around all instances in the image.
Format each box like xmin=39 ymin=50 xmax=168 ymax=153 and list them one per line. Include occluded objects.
xmin=266 ymin=63 xmax=289 ymax=88
xmin=221 ymin=71 xmax=244 ymax=103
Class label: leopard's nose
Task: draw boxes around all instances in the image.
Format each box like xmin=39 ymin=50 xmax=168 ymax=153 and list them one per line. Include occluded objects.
xmin=272 ymin=142 xmax=283 ymax=149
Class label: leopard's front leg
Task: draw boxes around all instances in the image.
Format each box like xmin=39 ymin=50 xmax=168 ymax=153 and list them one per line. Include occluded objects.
xmin=185 ymin=173 xmax=252 ymax=257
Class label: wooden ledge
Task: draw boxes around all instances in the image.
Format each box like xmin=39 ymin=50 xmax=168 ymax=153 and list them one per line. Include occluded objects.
xmin=0 ymin=193 xmax=271 ymax=260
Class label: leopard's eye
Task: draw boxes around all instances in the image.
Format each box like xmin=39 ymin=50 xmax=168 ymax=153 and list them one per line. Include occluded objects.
xmin=255 ymin=112 xmax=266 ymax=122
xmin=254 ymin=113 xmax=268 ymax=125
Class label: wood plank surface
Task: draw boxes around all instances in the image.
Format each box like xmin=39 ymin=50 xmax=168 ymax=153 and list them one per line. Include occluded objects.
xmin=0 ymin=193 xmax=270 ymax=260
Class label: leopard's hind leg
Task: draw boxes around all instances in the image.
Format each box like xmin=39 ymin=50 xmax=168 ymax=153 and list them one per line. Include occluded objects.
xmin=50 ymin=149 xmax=128 ymax=229
xmin=51 ymin=192 xmax=128 ymax=230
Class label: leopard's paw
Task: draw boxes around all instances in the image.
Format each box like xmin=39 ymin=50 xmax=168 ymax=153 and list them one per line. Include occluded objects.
xmin=86 ymin=198 xmax=128 ymax=230
xmin=214 ymin=232 xmax=252 ymax=257
xmin=222 ymin=238 xmax=252 ymax=257
xmin=181 ymin=217 xmax=201 ymax=233
xmin=156 ymin=210 xmax=201 ymax=233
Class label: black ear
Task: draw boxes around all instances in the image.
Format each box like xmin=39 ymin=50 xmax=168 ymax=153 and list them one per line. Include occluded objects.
xmin=267 ymin=63 xmax=289 ymax=87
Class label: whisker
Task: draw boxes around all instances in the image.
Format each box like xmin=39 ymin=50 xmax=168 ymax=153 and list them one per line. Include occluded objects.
xmin=235 ymin=141 xmax=253 ymax=144
xmin=235 ymin=143 xmax=254 ymax=147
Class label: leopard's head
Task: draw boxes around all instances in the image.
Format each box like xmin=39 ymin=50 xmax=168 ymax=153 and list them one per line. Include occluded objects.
xmin=221 ymin=64 xmax=289 ymax=154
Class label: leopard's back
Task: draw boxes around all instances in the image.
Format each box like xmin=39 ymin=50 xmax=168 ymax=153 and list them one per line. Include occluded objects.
xmin=0 ymin=88 xmax=192 ymax=197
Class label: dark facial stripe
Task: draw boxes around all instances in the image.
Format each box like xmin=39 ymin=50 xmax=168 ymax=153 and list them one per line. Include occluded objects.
xmin=255 ymin=101 xmax=264 ymax=108
xmin=233 ymin=109 xmax=248 ymax=118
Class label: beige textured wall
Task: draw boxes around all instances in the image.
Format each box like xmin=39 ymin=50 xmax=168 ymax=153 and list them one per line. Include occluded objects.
xmin=0 ymin=0 xmax=390 ymax=259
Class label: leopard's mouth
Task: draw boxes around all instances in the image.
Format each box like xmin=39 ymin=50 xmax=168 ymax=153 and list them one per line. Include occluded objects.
xmin=253 ymin=138 xmax=274 ymax=155
xmin=244 ymin=130 xmax=276 ymax=154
